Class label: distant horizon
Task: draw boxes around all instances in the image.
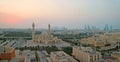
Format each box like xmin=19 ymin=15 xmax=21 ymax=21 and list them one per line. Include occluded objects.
xmin=0 ymin=24 xmax=119 ymax=30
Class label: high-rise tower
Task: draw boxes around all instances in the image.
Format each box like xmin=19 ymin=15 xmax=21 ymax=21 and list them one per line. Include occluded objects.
xmin=32 ymin=22 xmax=35 ymax=41
xmin=104 ymin=24 xmax=109 ymax=31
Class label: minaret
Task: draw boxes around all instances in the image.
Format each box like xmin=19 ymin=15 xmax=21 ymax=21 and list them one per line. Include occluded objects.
xmin=32 ymin=22 xmax=35 ymax=41
xmin=48 ymin=24 xmax=51 ymax=35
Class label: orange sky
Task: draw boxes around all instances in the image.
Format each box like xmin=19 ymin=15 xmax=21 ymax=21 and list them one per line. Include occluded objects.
xmin=0 ymin=13 xmax=24 ymax=24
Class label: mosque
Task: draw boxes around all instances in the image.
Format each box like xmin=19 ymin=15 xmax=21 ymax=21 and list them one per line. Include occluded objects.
xmin=32 ymin=23 xmax=62 ymax=44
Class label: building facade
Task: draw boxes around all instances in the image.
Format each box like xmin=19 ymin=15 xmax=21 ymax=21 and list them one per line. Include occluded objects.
xmin=72 ymin=46 xmax=102 ymax=62
xmin=50 ymin=51 xmax=78 ymax=62
xmin=32 ymin=23 xmax=62 ymax=44
xmin=0 ymin=46 xmax=15 ymax=60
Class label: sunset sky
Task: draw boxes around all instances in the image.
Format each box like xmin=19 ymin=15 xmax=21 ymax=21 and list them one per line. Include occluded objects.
xmin=0 ymin=0 xmax=120 ymax=29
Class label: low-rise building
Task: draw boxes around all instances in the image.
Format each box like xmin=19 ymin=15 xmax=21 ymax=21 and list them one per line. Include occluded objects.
xmin=50 ymin=51 xmax=78 ymax=62
xmin=72 ymin=46 xmax=102 ymax=62
xmin=0 ymin=46 xmax=26 ymax=62
xmin=0 ymin=46 xmax=15 ymax=60
xmin=80 ymin=35 xmax=106 ymax=47
xmin=111 ymin=52 xmax=120 ymax=62
xmin=80 ymin=34 xmax=120 ymax=50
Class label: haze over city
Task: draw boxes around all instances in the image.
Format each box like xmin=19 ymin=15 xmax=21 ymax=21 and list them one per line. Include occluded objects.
xmin=0 ymin=0 xmax=120 ymax=62
xmin=0 ymin=0 xmax=120 ymax=29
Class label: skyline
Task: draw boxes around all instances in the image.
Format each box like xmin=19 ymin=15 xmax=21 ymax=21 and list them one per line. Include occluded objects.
xmin=0 ymin=0 xmax=120 ymax=29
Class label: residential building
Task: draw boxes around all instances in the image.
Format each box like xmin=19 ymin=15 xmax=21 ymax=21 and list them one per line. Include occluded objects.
xmin=50 ymin=51 xmax=78 ymax=62
xmin=72 ymin=46 xmax=102 ymax=62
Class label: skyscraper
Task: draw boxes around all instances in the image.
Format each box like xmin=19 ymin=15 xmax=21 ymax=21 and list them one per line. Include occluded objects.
xmin=104 ymin=24 xmax=109 ymax=31
xmin=87 ymin=25 xmax=91 ymax=30
xmin=110 ymin=26 xmax=113 ymax=31
xmin=32 ymin=22 xmax=35 ymax=41
xmin=84 ymin=25 xmax=87 ymax=30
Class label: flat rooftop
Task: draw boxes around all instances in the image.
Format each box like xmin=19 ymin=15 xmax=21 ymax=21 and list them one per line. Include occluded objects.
xmin=112 ymin=52 xmax=120 ymax=57
xmin=51 ymin=51 xmax=78 ymax=62
xmin=74 ymin=46 xmax=99 ymax=54
xmin=0 ymin=46 xmax=14 ymax=53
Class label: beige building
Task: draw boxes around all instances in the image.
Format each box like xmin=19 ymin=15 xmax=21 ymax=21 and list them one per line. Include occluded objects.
xmin=72 ymin=46 xmax=102 ymax=62
xmin=34 ymin=32 xmax=62 ymax=44
xmin=111 ymin=52 xmax=120 ymax=62
xmin=80 ymin=35 xmax=106 ymax=47
xmin=80 ymin=33 xmax=120 ymax=47
xmin=50 ymin=51 xmax=78 ymax=62
xmin=32 ymin=23 xmax=62 ymax=44
xmin=105 ymin=32 xmax=120 ymax=42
